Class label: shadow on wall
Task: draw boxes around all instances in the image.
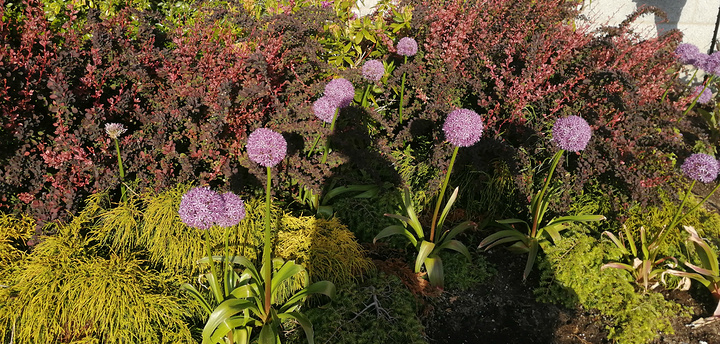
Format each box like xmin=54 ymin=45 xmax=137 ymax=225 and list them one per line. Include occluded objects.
xmin=632 ymin=0 xmax=687 ymax=36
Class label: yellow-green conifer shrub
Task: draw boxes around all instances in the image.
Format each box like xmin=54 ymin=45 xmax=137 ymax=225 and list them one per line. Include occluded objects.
xmin=0 ymin=213 xmax=34 ymax=266
xmin=0 ymin=214 xmax=199 ymax=343
xmin=93 ymin=183 xmax=276 ymax=275
xmin=275 ymin=215 xmax=374 ymax=286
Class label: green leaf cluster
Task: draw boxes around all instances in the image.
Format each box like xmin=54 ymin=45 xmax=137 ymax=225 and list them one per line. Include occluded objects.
xmin=286 ymin=273 xmax=427 ymax=344
xmin=535 ymin=231 xmax=688 ymax=344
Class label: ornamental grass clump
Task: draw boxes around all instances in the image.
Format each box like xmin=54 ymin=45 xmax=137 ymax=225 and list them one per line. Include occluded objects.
xmin=375 ymin=108 xmax=483 ymax=288
xmin=396 ymin=37 xmax=417 ymax=123
xmin=480 ymin=115 xmax=605 ymax=280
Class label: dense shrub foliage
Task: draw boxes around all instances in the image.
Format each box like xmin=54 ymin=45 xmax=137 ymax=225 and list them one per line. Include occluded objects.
xmin=2 ymin=0 xmax=720 ymax=342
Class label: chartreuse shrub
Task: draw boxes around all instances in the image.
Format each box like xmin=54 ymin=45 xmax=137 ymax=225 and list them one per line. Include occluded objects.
xmin=0 ymin=213 xmax=34 ymax=266
xmin=535 ymin=230 xmax=689 ymax=344
xmin=275 ymin=215 xmax=374 ymax=285
xmin=0 ymin=209 xmax=199 ymax=343
xmin=90 ymin=183 xmax=273 ymax=275
xmin=286 ymin=272 xmax=427 ymax=344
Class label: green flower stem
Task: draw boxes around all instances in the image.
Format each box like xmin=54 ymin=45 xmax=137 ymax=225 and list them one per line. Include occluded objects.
xmin=263 ymin=165 xmax=273 ymax=319
xmin=681 ymin=69 xmax=699 ymax=95
xmin=307 ymin=123 xmax=327 ymax=158
xmin=361 ymin=84 xmax=371 ymax=108
xmin=321 ymin=108 xmax=339 ymax=164
xmin=429 ymin=146 xmax=459 ymax=242
xmin=683 ymin=74 xmax=714 ymax=116
xmin=204 ymin=229 xmax=222 ymax=304
xmin=531 ymin=149 xmax=564 ymax=238
xmin=114 ymin=138 xmax=126 ymax=202
xmin=223 ymin=226 xmax=230 ymax=297
xmin=660 ymin=68 xmax=684 ymax=103
xmin=399 ymin=56 xmax=408 ymax=123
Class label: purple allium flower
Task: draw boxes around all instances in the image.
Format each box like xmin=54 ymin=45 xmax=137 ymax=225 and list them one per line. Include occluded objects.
xmin=313 ymin=96 xmax=338 ymax=123
xmin=675 ymin=43 xmax=701 ymax=65
xmin=362 ymin=59 xmax=385 ymax=82
xmin=105 ymin=123 xmax=127 ymax=139
xmin=324 ymin=78 xmax=355 ymax=108
xmin=178 ymin=187 xmax=225 ymax=230
xmin=321 ymin=1 xmax=332 ymax=8
xmin=396 ymin=37 xmax=418 ymax=57
xmin=681 ymin=153 xmax=719 ymax=183
xmin=247 ymin=128 xmax=287 ymax=167
xmin=442 ymin=109 xmax=484 ymax=147
xmin=693 ymin=85 xmax=714 ymax=104
xmin=217 ymin=192 xmax=246 ymax=227
xmin=699 ymin=52 xmax=720 ymax=75
xmin=552 ymin=116 xmax=592 ymax=152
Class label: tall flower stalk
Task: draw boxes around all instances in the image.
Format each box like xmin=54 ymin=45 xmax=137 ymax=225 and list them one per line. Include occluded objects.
xmin=360 ymin=59 xmax=385 ymax=107
xmin=246 ymin=127 xmax=288 ymax=319
xmin=316 ymin=78 xmax=354 ymax=163
xmin=396 ymin=37 xmax=417 ymax=123
xmin=105 ymin=123 xmax=128 ymax=202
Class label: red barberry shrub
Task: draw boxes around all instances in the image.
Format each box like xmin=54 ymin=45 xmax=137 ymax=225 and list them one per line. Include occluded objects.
xmin=381 ymin=0 xmax=708 ymax=216
xmin=0 ymin=0 xmax=338 ymax=225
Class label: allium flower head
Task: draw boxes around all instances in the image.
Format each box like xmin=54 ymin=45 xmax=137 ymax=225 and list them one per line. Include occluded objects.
xmin=321 ymin=1 xmax=332 ymax=8
xmin=396 ymin=37 xmax=418 ymax=57
xmin=675 ymin=43 xmax=701 ymax=65
xmin=442 ymin=109 xmax=484 ymax=147
xmin=324 ymin=78 xmax=355 ymax=108
xmin=247 ymin=128 xmax=287 ymax=167
xmin=552 ymin=116 xmax=592 ymax=152
xmin=693 ymin=85 xmax=714 ymax=104
xmin=700 ymin=52 xmax=720 ymax=75
xmin=362 ymin=59 xmax=385 ymax=82
xmin=681 ymin=153 xmax=719 ymax=183
xmin=105 ymin=123 xmax=127 ymax=139
xmin=178 ymin=187 xmax=225 ymax=230
xmin=313 ymin=96 xmax=337 ymax=123
xmin=217 ymin=192 xmax=246 ymax=227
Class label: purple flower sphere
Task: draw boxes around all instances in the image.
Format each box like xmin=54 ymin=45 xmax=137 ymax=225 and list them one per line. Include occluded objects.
xmin=362 ymin=59 xmax=385 ymax=82
xmin=693 ymin=85 xmax=714 ymax=104
xmin=313 ymin=96 xmax=337 ymax=123
xmin=217 ymin=192 xmax=246 ymax=227
xmin=675 ymin=43 xmax=700 ymax=65
xmin=700 ymin=52 xmax=720 ymax=75
xmin=247 ymin=128 xmax=287 ymax=167
xmin=442 ymin=109 xmax=484 ymax=147
xmin=681 ymin=153 xmax=719 ymax=183
xmin=552 ymin=116 xmax=592 ymax=152
xmin=324 ymin=78 xmax=355 ymax=108
xmin=396 ymin=37 xmax=418 ymax=57
xmin=178 ymin=187 xmax=225 ymax=230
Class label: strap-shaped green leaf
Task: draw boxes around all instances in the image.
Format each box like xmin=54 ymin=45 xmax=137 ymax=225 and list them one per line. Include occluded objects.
xmin=321 ymin=184 xmax=378 ymax=204
xmin=622 ymin=225 xmax=638 ymax=257
xmin=542 ymin=223 xmax=568 ymax=243
xmin=686 ymin=226 xmax=720 ymax=276
xmin=401 ymin=186 xmax=425 ymax=239
xmin=437 ymin=239 xmax=471 ymax=261
xmin=601 ymin=262 xmax=634 ymax=272
xmin=374 ymin=225 xmax=418 ymax=246
xmin=436 ymin=187 xmax=459 ymax=234
xmin=180 ymin=283 xmax=212 ymax=315
xmin=424 ymin=255 xmax=444 ymax=288
xmin=545 ymin=214 xmax=605 ymax=227
xmin=438 ymin=220 xmax=475 ymax=244
xmin=415 ymin=240 xmax=436 ymax=273
xmin=210 ymin=316 xmax=257 ymax=344
xmin=280 ymin=281 xmax=336 ymax=313
xmin=640 ymin=227 xmax=649 ymax=259
xmin=230 ymin=284 xmax=257 ymax=299
xmin=665 ymin=269 xmax=712 ymax=288
xmin=202 ymin=299 xmax=256 ymax=344
xmin=258 ymin=323 xmax=279 ymax=344
xmin=478 ymin=229 xmax=527 ymax=250
xmin=271 ymin=261 xmax=306 ymax=302
xmin=205 ymin=272 xmax=224 ymax=304
xmin=523 ymin=239 xmax=539 ymax=281
xmin=601 ymin=231 xmax=630 ymax=255
xmin=278 ymin=311 xmax=316 ymax=344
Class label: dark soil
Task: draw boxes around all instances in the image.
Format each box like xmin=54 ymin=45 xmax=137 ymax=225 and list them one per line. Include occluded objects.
xmin=420 ymin=247 xmax=720 ymax=344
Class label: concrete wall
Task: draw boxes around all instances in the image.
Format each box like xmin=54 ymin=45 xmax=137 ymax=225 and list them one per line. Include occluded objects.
xmin=580 ymin=0 xmax=719 ymax=52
